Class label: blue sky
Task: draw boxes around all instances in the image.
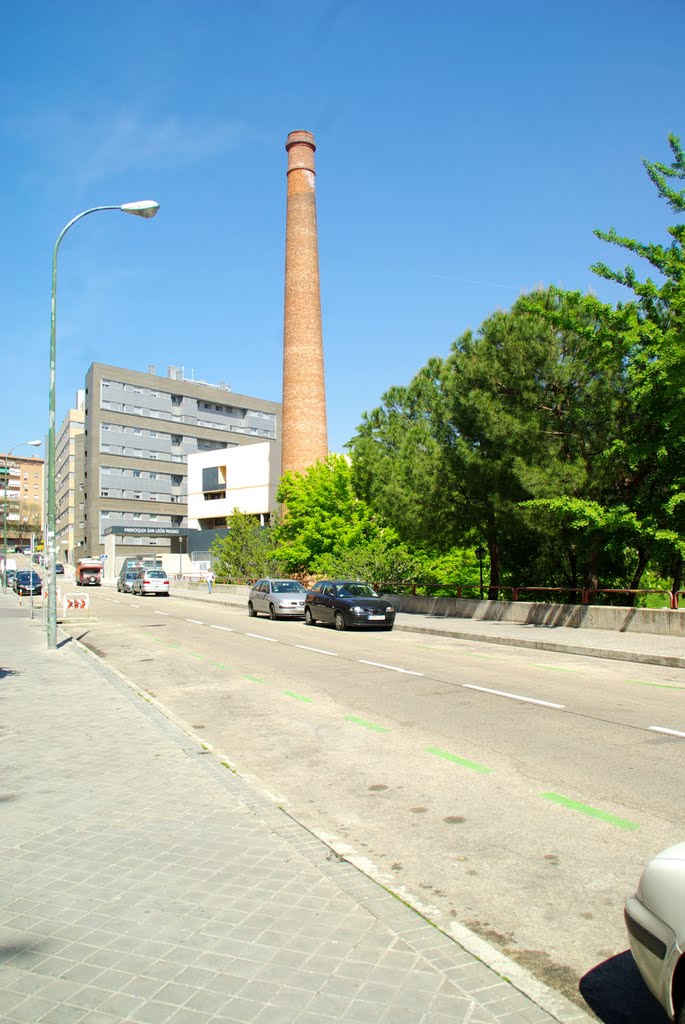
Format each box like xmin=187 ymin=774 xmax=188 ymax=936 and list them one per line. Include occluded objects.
xmin=1 ymin=0 xmax=682 ymax=459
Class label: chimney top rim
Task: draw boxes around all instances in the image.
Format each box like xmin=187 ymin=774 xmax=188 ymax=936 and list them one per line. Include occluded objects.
xmin=286 ymin=130 xmax=316 ymax=151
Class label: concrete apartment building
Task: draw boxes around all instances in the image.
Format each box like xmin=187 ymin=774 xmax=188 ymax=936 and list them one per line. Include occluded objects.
xmin=77 ymin=363 xmax=280 ymax=567
xmin=55 ymin=392 xmax=85 ymax=566
xmin=0 ymin=453 xmax=44 ymax=547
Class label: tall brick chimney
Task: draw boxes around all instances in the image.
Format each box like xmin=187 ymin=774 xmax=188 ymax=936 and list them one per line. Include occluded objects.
xmin=281 ymin=129 xmax=328 ymax=476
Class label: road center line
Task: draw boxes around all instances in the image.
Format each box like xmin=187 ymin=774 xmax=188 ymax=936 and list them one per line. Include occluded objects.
xmin=463 ymin=684 xmax=564 ymax=709
xmin=186 ymin=619 xmax=205 ymax=625
xmin=294 ymin=645 xmax=339 ymax=656
xmin=649 ymin=726 xmax=685 ymax=739
xmin=210 ymin=625 xmax=234 ymax=632
xmin=359 ymin=659 xmax=424 ymax=676
xmin=246 ymin=633 xmax=279 ymax=643
xmin=153 ymin=611 xmax=169 ymax=616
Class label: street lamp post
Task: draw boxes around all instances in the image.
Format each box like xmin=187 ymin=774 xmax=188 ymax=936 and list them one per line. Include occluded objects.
xmin=474 ymin=545 xmax=487 ymax=601
xmin=47 ymin=201 xmax=160 ymax=650
xmin=3 ymin=441 xmax=42 ymax=592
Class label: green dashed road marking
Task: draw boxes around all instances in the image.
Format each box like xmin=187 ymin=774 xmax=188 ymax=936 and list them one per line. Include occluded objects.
xmin=284 ymin=691 xmax=313 ymax=702
xmin=214 ymin=663 xmax=232 ymax=669
xmin=541 ymin=792 xmax=639 ymax=831
xmin=189 ymin=652 xmax=205 ymax=660
xmin=530 ymin=663 xmax=578 ymax=672
xmin=244 ymin=674 xmax=268 ymax=684
xmin=626 ymin=678 xmax=682 ymax=690
xmin=426 ymin=746 xmax=493 ymax=774
xmin=344 ymin=716 xmax=390 ymax=733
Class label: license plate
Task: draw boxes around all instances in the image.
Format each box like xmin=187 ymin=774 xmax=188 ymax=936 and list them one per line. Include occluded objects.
xmin=368 ymin=614 xmax=385 ymax=620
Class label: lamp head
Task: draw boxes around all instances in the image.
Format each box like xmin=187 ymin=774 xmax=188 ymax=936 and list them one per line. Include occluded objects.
xmin=27 ymin=440 xmax=42 ymax=447
xmin=120 ymin=200 xmax=160 ymax=219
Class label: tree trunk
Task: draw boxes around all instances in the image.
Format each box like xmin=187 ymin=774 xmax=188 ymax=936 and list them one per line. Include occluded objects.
xmin=671 ymin=554 xmax=683 ymax=602
xmin=583 ymin=539 xmax=601 ymax=594
xmin=627 ymin=546 xmax=649 ymax=608
xmin=487 ymin=526 xmax=500 ymax=601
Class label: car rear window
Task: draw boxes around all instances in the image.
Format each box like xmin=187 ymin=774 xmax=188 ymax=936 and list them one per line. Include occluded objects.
xmin=147 ymin=571 xmax=167 ymax=578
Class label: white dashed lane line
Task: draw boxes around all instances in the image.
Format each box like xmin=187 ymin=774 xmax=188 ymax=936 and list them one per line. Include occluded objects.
xmin=186 ymin=619 xmax=205 ymax=625
xmin=650 ymin=726 xmax=685 ymax=739
xmin=462 ymin=684 xmax=565 ymax=710
xmin=154 ymin=611 xmax=169 ymax=616
xmin=210 ymin=625 xmax=233 ymax=632
xmin=294 ymin=645 xmax=339 ymax=657
xmin=246 ymin=633 xmax=279 ymax=643
xmin=359 ymin=659 xmax=424 ymax=676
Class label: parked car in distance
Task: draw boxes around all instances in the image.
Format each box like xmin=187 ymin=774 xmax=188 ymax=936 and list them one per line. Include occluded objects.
xmin=55 ymin=562 xmax=65 ymax=574
xmin=248 ymin=579 xmax=308 ymax=620
xmin=131 ymin=568 xmax=170 ymax=597
xmin=117 ymin=570 xmax=139 ymax=593
xmin=14 ymin=570 xmax=42 ymax=596
xmin=625 ymin=841 xmax=685 ymax=1022
xmin=5 ymin=569 xmax=16 ymax=588
xmin=22 ymin=547 xmax=32 ymax=555
xmin=304 ymin=580 xmax=395 ymax=631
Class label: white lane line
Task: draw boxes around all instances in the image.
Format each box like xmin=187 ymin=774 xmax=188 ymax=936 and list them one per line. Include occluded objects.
xmin=359 ymin=659 xmax=424 ymax=676
xmin=186 ymin=619 xmax=205 ymax=625
xmin=130 ymin=603 xmax=140 ymax=608
xmin=295 ymin=645 xmax=339 ymax=657
xmin=154 ymin=611 xmax=169 ymax=616
xmin=246 ymin=633 xmax=279 ymax=643
xmin=650 ymin=726 xmax=685 ymax=739
xmin=463 ymin=683 xmax=564 ymax=709
xmin=210 ymin=625 xmax=234 ymax=632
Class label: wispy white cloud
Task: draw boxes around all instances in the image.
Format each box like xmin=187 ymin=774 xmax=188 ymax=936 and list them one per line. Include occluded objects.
xmin=4 ymin=108 xmax=249 ymax=188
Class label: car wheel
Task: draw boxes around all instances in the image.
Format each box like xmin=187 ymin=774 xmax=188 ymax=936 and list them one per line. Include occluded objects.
xmin=269 ymin=604 xmax=277 ymax=621
xmin=304 ymin=607 xmax=315 ymax=625
xmin=677 ymin=996 xmax=685 ymax=1024
xmin=334 ymin=610 xmax=346 ymax=631
xmin=248 ymin=601 xmax=256 ymax=617
xmin=382 ymin=625 xmax=394 ymax=631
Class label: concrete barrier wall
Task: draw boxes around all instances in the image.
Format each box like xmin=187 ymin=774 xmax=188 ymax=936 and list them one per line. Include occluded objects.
xmin=170 ymin=579 xmax=684 ymax=638
xmin=383 ymin=593 xmax=685 ymax=638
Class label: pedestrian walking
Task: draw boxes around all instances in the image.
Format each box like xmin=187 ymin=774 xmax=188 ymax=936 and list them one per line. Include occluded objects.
xmin=206 ymin=569 xmax=215 ymax=594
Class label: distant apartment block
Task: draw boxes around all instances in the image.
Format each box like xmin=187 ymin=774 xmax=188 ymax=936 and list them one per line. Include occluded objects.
xmin=77 ymin=363 xmax=281 ymax=561
xmin=55 ymin=392 xmax=85 ymax=565
xmin=0 ymin=453 xmax=44 ymax=546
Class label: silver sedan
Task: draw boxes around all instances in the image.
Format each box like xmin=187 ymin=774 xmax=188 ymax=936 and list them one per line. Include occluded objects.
xmin=247 ymin=579 xmax=307 ymax=620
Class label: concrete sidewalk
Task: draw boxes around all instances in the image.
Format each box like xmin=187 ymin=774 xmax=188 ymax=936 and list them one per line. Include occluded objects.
xmin=0 ymin=598 xmax=594 ymax=1024
xmin=163 ymin=584 xmax=685 ymax=670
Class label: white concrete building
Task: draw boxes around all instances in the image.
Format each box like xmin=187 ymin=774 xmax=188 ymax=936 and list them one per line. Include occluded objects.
xmin=186 ymin=441 xmax=281 ymax=530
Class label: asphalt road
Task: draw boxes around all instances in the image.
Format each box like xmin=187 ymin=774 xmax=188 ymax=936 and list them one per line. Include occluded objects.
xmin=59 ymin=587 xmax=684 ymax=1019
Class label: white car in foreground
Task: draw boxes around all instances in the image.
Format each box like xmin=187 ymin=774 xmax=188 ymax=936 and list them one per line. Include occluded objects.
xmin=625 ymin=841 xmax=685 ymax=1022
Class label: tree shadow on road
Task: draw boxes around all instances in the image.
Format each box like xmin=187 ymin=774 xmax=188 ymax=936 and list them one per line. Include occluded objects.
xmin=580 ymin=950 xmax=669 ymax=1023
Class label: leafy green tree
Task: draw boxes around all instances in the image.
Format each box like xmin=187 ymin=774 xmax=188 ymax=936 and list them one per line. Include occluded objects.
xmin=272 ymin=454 xmax=391 ymax=574
xmin=311 ymin=536 xmax=420 ymax=588
xmin=350 ymin=288 xmax=627 ymax=593
xmin=589 ymin=133 xmax=685 ymax=592
xmin=210 ymin=509 xmax=281 ymax=581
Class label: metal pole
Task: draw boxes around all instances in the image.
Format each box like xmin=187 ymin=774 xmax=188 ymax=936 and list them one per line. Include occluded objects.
xmin=46 ymin=203 xmax=158 ymax=649
xmin=479 ymin=557 xmax=484 ymax=601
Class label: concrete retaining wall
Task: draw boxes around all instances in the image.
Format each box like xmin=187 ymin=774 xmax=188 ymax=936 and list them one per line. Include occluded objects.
xmin=384 ymin=593 xmax=685 ymax=638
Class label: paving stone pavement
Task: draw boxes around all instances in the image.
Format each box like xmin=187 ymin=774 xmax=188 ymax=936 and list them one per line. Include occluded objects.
xmin=0 ymin=601 xmax=592 ymax=1024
